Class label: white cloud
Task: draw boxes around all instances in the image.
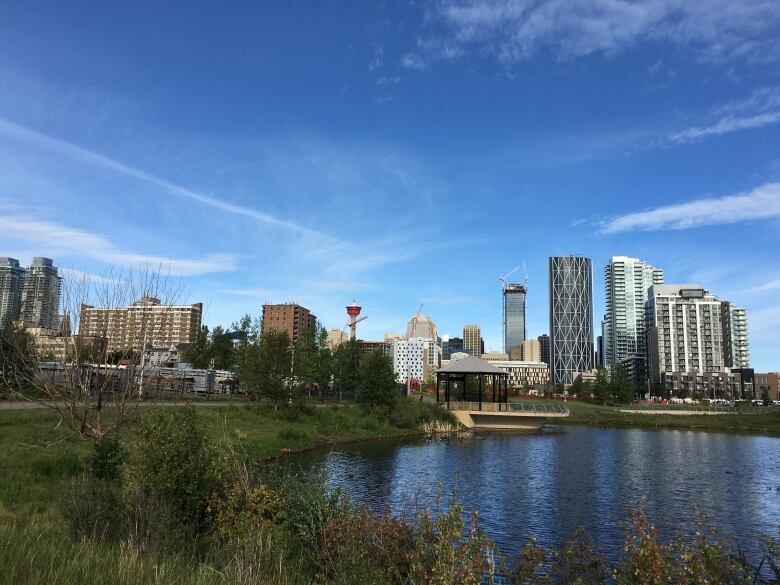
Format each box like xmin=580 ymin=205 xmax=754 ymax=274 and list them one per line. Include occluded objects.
xmin=0 ymin=214 xmax=237 ymax=276
xmin=57 ymin=267 xmax=119 ymax=285
xmin=401 ymin=53 xmax=427 ymax=71
xmin=670 ymin=87 xmax=780 ymax=143
xmin=421 ymin=0 xmax=780 ymax=66
xmin=739 ymin=278 xmax=780 ymax=295
xmin=0 ymin=116 xmax=336 ymax=242
xmin=601 ymin=182 xmax=780 ymax=233
xmin=670 ymin=112 xmax=780 ymax=143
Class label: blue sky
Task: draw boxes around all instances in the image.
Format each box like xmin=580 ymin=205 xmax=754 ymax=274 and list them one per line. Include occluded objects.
xmin=0 ymin=0 xmax=779 ymax=370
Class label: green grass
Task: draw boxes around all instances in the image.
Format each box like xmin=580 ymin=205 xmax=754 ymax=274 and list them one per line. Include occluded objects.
xmin=0 ymin=400 xmax=452 ymax=584
xmin=509 ymin=397 xmax=780 ymax=434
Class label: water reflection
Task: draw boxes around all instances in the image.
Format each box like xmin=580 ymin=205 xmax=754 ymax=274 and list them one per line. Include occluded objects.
xmin=294 ymin=426 xmax=780 ymax=562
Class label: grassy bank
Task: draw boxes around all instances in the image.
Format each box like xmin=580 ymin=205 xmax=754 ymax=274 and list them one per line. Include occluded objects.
xmin=0 ymin=400 xmax=457 ymax=584
xmin=508 ymin=397 xmax=780 ymax=435
xmin=2 ymin=402 xmax=780 ymax=584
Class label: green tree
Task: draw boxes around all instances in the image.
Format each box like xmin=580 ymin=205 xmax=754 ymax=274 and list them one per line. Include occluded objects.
xmin=181 ymin=325 xmax=210 ymax=369
xmin=333 ymin=340 xmax=361 ymax=399
xmin=231 ymin=313 xmax=260 ymax=377
xmin=570 ymin=377 xmax=585 ymax=398
xmin=292 ymin=325 xmax=319 ymax=396
xmin=356 ymin=349 xmax=398 ymax=409
xmin=593 ymin=367 xmax=610 ymax=404
xmin=209 ymin=326 xmax=235 ymax=370
xmin=0 ymin=319 xmax=35 ymax=397
xmin=243 ymin=329 xmax=292 ymax=404
xmin=610 ymin=364 xmax=634 ymax=404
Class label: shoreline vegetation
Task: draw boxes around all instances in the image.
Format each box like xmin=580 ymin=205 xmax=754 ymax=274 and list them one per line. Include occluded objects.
xmin=1 ymin=400 xmax=780 ymax=584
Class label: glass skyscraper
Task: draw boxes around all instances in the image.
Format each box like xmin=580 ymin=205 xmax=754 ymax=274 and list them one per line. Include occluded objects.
xmin=503 ymin=283 xmax=527 ymax=354
xmin=602 ymin=256 xmax=664 ymax=371
xmin=549 ymin=256 xmax=594 ymax=386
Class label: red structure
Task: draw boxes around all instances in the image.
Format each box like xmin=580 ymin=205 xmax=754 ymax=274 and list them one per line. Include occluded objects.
xmin=346 ymin=300 xmax=366 ymax=340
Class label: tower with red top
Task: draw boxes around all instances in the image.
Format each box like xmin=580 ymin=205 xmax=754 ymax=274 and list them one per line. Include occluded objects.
xmin=346 ymin=300 xmax=365 ymax=340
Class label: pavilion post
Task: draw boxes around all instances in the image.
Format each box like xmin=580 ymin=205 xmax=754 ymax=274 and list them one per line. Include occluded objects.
xmin=479 ymin=375 xmax=483 ymax=411
xmin=492 ymin=374 xmax=496 ymax=403
xmin=436 ymin=372 xmax=440 ymax=403
xmin=445 ymin=374 xmax=450 ymax=404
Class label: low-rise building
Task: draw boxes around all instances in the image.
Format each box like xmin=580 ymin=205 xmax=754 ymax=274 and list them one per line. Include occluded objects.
xmin=482 ymin=351 xmax=509 ymax=361
xmin=658 ymin=370 xmax=751 ymax=399
xmin=487 ymin=360 xmax=549 ymax=389
xmin=755 ymin=372 xmax=779 ymax=401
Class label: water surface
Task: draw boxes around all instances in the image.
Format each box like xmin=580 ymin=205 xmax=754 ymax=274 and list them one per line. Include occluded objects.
xmin=294 ymin=425 xmax=780 ymax=562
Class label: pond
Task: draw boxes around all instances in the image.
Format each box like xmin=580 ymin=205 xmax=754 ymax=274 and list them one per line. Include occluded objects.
xmin=294 ymin=425 xmax=780 ymax=563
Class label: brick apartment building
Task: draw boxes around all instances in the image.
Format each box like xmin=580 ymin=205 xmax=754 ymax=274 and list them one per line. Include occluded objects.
xmin=261 ymin=303 xmax=317 ymax=344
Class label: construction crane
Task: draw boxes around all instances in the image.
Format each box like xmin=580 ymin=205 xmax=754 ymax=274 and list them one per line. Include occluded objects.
xmin=409 ymin=303 xmax=424 ymax=338
xmin=523 ymin=261 xmax=528 ymax=287
xmin=498 ymin=265 xmax=522 ymax=292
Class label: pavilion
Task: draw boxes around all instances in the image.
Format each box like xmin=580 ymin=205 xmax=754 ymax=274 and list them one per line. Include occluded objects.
xmin=435 ymin=355 xmax=508 ymax=406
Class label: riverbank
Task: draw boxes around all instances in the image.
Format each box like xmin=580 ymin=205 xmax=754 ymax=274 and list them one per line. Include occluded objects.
xmin=513 ymin=398 xmax=780 ymax=435
xmin=3 ymin=402 xmax=780 ymax=584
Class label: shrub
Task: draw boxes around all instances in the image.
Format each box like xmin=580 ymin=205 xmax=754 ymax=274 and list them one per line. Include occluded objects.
xmin=209 ymin=482 xmax=287 ymax=543
xmin=89 ymin=435 xmax=125 ymax=480
xmin=122 ymin=407 xmax=222 ymax=544
xmin=408 ymin=497 xmax=494 ymax=585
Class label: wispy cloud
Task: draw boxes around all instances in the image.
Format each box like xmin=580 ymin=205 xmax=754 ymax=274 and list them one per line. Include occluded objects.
xmin=738 ymin=277 xmax=780 ymax=295
xmin=415 ymin=0 xmax=780 ymax=67
xmin=600 ymin=182 xmax=780 ymax=233
xmin=58 ymin=267 xmax=119 ymax=285
xmin=0 ymin=116 xmax=337 ymax=242
xmin=401 ymin=53 xmax=427 ymax=71
xmin=0 ymin=214 xmax=237 ymax=276
xmin=670 ymin=87 xmax=780 ymax=143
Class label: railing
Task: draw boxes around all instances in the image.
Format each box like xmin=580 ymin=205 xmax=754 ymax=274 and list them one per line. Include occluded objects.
xmin=619 ymin=403 xmax=774 ymax=414
xmin=438 ymin=401 xmax=570 ymax=415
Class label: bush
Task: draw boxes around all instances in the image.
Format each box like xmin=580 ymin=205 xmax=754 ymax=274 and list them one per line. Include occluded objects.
xmin=122 ymin=407 xmax=222 ymax=545
xmin=90 ymin=435 xmax=125 ymax=480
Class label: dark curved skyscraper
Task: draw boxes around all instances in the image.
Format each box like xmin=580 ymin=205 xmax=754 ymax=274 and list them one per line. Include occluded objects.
xmin=549 ymin=256 xmax=594 ymax=386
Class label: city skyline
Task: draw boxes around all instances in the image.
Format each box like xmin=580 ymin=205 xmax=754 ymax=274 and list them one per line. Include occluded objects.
xmin=0 ymin=2 xmax=779 ymax=370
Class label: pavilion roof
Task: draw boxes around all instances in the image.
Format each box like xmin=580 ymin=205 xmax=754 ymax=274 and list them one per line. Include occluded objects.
xmin=436 ymin=355 xmax=506 ymax=375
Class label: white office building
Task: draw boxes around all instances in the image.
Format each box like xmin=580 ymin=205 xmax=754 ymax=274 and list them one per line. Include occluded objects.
xmin=393 ymin=336 xmax=441 ymax=386
xmin=646 ymin=285 xmax=728 ymax=382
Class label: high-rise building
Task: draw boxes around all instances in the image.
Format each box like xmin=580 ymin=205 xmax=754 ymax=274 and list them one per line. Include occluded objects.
xmin=79 ymin=296 xmax=202 ymax=351
xmin=645 ymin=284 xmax=745 ymax=384
xmin=549 ymin=256 xmax=594 ymax=386
xmin=538 ymin=334 xmax=550 ymax=365
xmin=463 ymin=325 xmax=481 ymax=357
xmin=503 ymin=283 xmax=527 ymax=354
xmin=406 ymin=313 xmax=437 ymax=339
xmin=519 ymin=339 xmax=541 ymax=362
xmin=444 ymin=336 xmax=464 ymax=359
xmin=20 ymin=257 xmax=61 ymax=330
xmin=326 ymin=328 xmax=348 ymax=350
xmin=602 ymin=256 xmax=663 ymax=373
xmin=262 ymin=303 xmax=317 ymax=344
xmin=0 ymin=257 xmax=25 ymax=326
xmin=722 ymin=304 xmax=750 ymax=368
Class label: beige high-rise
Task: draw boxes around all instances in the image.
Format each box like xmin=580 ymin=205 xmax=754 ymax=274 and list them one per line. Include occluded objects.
xmin=463 ymin=325 xmax=481 ymax=357
xmin=79 ymin=296 xmax=202 ymax=352
xmin=519 ymin=339 xmax=541 ymax=362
